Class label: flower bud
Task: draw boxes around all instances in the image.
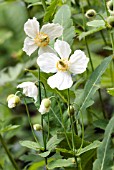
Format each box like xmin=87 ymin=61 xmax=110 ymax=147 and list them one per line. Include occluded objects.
xmin=39 ymin=98 xmax=51 ymax=114
xmin=68 ymin=105 xmax=75 ymax=116
xmin=85 ymin=9 xmax=96 ymax=18
xmin=107 ymin=16 xmax=114 ymax=28
xmin=7 ymin=94 xmax=20 ymax=108
xmin=107 ymin=1 xmax=114 ymax=16
xmin=33 ymin=124 xmax=42 ymax=131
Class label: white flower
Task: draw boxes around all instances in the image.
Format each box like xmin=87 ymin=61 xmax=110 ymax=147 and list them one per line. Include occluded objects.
xmin=23 ymin=17 xmax=63 ymax=56
xmin=17 ymin=82 xmax=38 ymax=102
xmin=7 ymin=94 xmax=20 ymax=108
xmin=39 ymin=98 xmax=51 ymax=114
xmin=37 ymin=40 xmax=89 ymax=90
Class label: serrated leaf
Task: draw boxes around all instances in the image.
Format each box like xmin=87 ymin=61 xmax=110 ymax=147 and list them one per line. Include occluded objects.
xmin=47 ymin=135 xmax=64 ymax=151
xmin=77 ymin=56 xmax=112 ymax=116
xmin=79 ymin=26 xmax=106 ymax=40
xmin=87 ymin=20 xmax=105 ymax=27
xmin=19 ymin=140 xmax=44 ymax=151
xmin=76 ymin=140 xmax=101 ymax=156
xmin=93 ymin=116 xmax=114 ymax=170
xmin=47 ymin=158 xmax=74 ymax=169
xmin=0 ymin=125 xmax=20 ymax=133
xmin=53 ymin=4 xmax=75 ymax=45
xmin=43 ymin=0 xmax=61 ymax=22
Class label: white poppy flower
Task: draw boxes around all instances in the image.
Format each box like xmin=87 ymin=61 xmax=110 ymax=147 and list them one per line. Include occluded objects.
xmin=39 ymin=98 xmax=51 ymax=114
xmin=7 ymin=94 xmax=20 ymax=108
xmin=37 ymin=40 xmax=89 ymax=90
xmin=23 ymin=17 xmax=63 ymax=56
xmin=17 ymin=82 xmax=38 ymax=102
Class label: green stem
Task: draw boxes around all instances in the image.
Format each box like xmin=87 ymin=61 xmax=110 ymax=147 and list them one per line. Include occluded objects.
xmin=0 ymin=134 xmax=19 ymax=170
xmin=41 ymin=0 xmax=47 ymax=11
xmin=100 ymin=30 xmax=107 ymax=45
xmin=38 ymin=68 xmax=47 ymax=168
xmin=103 ymin=0 xmax=109 ymax=16
xmin=23 ymin=97 xmax=41 ymax=145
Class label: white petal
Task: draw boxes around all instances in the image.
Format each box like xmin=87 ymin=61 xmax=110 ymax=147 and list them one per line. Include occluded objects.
xmin=54 ymin=40 xmax=71 ymax=59
xmin=38 ymin=45 xmax=56 ymax=55
xmin=24 ymin=17 xmax=40 ymax=38
xmin=40 ymin=23 xmax=63 ymax=41
xmin=37 ymin=53 xmax=59 ymax=73
xmin=69 ymin=50 xmax=89 ymax=74
xmin=23 ymin=37 xmax=38 ymax=56
xmin=17 ymin=82 xmax=38 ymax=102
xmin=47 ymin=71 xmax=73 ymax=90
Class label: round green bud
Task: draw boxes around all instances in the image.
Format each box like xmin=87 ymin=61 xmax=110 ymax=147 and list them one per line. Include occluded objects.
xmin=85 ymin=9 xmax=96 ymax=18
xmin=68 ymin=105 xmax=75 ymax=116
xmin=33 ymin=124 xmax=42 ymax=131
xmin=7 ymin=94 xmax=20 ymax=108
xmin=43 ymin=98 xmax=51 ymax=108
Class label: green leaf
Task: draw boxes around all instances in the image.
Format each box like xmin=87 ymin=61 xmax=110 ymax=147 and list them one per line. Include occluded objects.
xmin=47 ymin=135 xmax=64 ymax=151
xmin=77 ymin=56 xmax=112 ymax=116
xmin=79 ymin=26 xmax=106 ymax=40
xmin=43 ymin=0 xmax=61 ymax=22
xmin=107 ymin=87 xmax=114 ymax=96
xmin=0 ymin=29 xmax=13 ymax=44
xmin=19 ymin=140 xmax=44 ymax=151
xmin=47 ymin=158 xmax=74 ymax=169
xmin=87 ymin=20 xmax=105 ymax=27
xmin=53 ymin=4 xmax=75 ymax=45
xmin=93 ymin=119 xmax=108 ymax=130
xmin=93 ymin=116 xmax=114 ymax=170
xmin=38 ymin=150 xmax=51 ymax=158
xmin=0 ymin=125 xmax=20 ymax=133
xmin=76 ymin=140 xmax=101 ymax=156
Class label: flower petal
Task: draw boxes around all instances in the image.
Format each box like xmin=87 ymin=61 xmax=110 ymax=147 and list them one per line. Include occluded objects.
xmin=38 ymin=45 xmax=56 ymax=55
xmin=69 ymin=50 xmax=89 ymax=74
xmin=17 ymin=82 xmax=38 ymax=102
xmin=54 ymin=40 xmax=71 ymax=59
xmin=40 ymin=23 xmax=63 ymax=41
xmin=23 ymin=37 xmax=38 ymax=56
xmin=24 ymin=17 xmax=40 ymax=38
xmin=47 ymin=71 xmax=73 ymax=90
xmin=37 ymin=53 xmax=59 ymax=73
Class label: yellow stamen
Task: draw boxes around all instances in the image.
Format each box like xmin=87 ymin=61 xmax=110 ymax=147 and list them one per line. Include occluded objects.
xmin=34 ymin=32 xmax=49 ymax=47
xmin=56 ymin=58 xmax=69 ymax=71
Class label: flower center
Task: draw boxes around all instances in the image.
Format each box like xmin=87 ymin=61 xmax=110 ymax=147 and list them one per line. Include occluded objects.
xmin=56 ymin=58 xmax=69 ymax=71
xmin=34 ymin=32 xmax=49 ymax=47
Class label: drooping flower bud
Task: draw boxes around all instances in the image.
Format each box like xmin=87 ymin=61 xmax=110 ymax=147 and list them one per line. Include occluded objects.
xmin=7 ymin=94 xmax=20 ymax=108
xmin=85 ymin=9 xmax=96 ymax=18
xmin=107 ymin=1 xmax=114 ymax=16
xmin=33 ymin=124 xmax=42 ymax=131
xmin=39 ymin=98 xmax=51 ymax=114
xmin=107 ymin=16 xmax=114 ymax=28
xmin=68 ymin=105 xmax=75 ymax=116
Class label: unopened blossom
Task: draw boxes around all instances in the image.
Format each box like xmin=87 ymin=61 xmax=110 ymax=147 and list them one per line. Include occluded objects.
xmin=39 ymin=98 xmax=51 ymax=114
xmin=7 ymin=94 xmax=20 ymax=108
xmin=17 ymin=82 xmax=38 ymax=102
xmin=37 ymin=40 xmax=89 ymax=90
xmin=33 ymin=124 xmax=42 ymax=131
xmin=23 ymin=17 xmax=63 ymax=56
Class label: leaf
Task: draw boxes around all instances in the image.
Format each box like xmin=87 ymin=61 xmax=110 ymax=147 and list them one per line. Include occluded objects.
xmin=93 ymin=119 xmax=108 ymax=130
xmin=93 ymin=116 xmax=114 ymax=170
xmin=0 ymin=125 xmax=20 ymax=133
xmin=76 ymin=140 xmax=101 ymax=156
xmin=19 ymin=140 xmax=44 ymax=151
xmin=43 ymin=0 xmax=61 ymax=22
xmin=38 ymin=150 xmax=51 ymax=158
xmin=107 ymin=87 xmax=114 ymax=96
xmin=87 ymin=20 xmax=105 ymax=27
xmin=53 ymin=4 xmax=75 ymax=45
xmin=47 ymin=158 xmax=74 ymax=169
xmin=47 ymin=135 xmax=64 ymax=151
xmin=0 ymin=29 xmax=13 ymax=44
xmin=77 ymin=56 xmax=112 ymax=116
xmin=79 ymin=26 xmax=106 ymax=40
